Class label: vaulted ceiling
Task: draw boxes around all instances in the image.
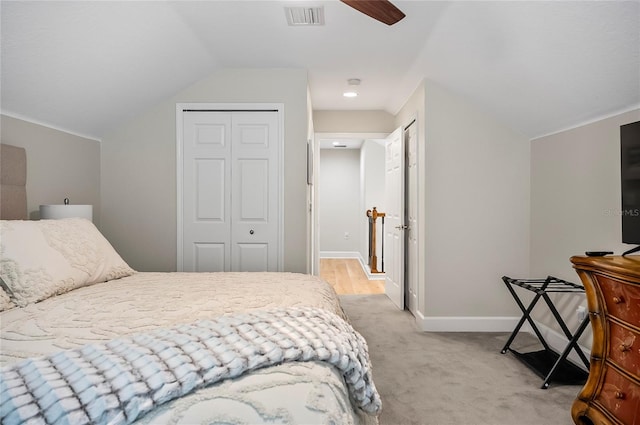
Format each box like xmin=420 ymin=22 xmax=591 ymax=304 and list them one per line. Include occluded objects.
xmin=1 ymin=1 xmax=638 ymax=141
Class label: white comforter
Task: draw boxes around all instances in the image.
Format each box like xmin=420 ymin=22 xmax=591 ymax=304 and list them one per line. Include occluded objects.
xmin=0 ymin=272 xmax=379 ymax=424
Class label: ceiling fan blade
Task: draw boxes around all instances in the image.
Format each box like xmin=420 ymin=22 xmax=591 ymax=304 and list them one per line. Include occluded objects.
xmin=340 ymin=0 xmax=406 ymax=26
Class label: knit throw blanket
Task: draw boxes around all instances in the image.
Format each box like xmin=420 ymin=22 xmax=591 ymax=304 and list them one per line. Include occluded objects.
xmin=0 ymin=307 xmax=381 ymax=425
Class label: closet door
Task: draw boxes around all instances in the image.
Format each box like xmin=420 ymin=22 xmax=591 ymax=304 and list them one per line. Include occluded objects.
xmin=231 ymin=111 xmax=279 ymax=271
xmin=181 ymin=109 xmax=280 ymax=272
xmin=182 ymin=111 xmax=232 ymax=272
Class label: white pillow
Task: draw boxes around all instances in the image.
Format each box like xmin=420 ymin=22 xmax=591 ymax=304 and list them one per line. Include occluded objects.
xmin=0 ymin=218 xmax=135 ymax=306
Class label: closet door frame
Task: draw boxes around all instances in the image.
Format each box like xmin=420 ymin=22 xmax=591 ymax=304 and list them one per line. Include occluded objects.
xmin=176 ymin=102 xmax=285 ymax=272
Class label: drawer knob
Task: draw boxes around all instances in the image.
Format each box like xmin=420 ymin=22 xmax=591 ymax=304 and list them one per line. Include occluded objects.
xmin=612 ymin=296 xmax=625 ymax=304
xmin=615 ymin=391 xmax=626 ymax=400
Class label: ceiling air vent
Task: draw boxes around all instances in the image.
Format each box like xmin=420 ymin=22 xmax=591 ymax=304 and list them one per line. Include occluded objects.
xmin=285 ymin=6 xmax=325 ymax=26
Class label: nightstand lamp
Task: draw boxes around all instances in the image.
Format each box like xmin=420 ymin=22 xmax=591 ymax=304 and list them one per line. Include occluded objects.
xmin=40 ymin=198 xmax=93 ymax=222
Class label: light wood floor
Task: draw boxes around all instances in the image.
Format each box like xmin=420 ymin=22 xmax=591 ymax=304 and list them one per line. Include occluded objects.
xmin=319 ymin=258 xmax=385 ymax=295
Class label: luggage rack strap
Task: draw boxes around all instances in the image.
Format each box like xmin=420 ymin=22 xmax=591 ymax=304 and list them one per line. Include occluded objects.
xmin=502 ymin=276 xmax=585 ymax=293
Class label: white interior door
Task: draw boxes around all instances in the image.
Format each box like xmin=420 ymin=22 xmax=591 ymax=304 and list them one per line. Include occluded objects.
xmin=384 ymin=127 xmax=405 ymax=309
xmin=405 ymin=122 xmax=418 ymax=315
xmin=230 ymin=111 xmax=279 ymax=272
xmin=182 ymin=111 xmax=232 ymax=272
xmin=180 ymin=109 xmax=279 ymax=272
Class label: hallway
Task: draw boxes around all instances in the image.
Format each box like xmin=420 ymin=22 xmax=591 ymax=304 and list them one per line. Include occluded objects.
xmin=319 ymin=258 xmax=385 ymax=295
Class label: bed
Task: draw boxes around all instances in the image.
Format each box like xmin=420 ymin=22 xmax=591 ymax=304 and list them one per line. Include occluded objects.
xmin=0 ymin=144 xmax=381 ymax=424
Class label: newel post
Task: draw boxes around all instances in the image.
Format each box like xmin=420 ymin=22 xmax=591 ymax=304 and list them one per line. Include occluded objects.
xmin=366 ymin=207 xmax=386 ymax=273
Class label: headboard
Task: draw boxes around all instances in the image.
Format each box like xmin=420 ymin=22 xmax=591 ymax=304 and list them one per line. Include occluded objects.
xmin=0 ymin=144 xmax=28 ymax=220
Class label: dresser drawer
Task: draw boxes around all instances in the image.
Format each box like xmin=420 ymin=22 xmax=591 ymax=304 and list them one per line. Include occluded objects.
xmin=608 ymin=321 xmax=640 ymax=381
xmin=595 ymin=365 xmax=640 ymax=425
xmin=597 ymin=275 xmax=640 ymax=325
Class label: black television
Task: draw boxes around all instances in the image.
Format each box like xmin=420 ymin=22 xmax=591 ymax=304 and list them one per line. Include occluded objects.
xmin=621 ymin=120 xmax=640 ymax=255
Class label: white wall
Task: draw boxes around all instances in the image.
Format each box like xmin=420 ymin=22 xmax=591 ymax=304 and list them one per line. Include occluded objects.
xmin=1 ymin=114 xmax=101 ymax=224
xmin=423 ymin=80 xmax=531 ymax=319
xmin=318 ymin=149 xmax=362 ymax=254
xmin=101 ymin=68 xmax=309 ymax=272
xmin=313 ymin=110 xmax=395 ymax=133
xmin=395 ymin=80 xmax=531 ymax=327
xmin=530 ymin=108 xmax=640 ymax=342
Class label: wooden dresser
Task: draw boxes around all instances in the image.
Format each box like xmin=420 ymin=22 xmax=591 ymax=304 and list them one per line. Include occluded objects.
xmin=571 ymin=255 xmax=640 ymax=425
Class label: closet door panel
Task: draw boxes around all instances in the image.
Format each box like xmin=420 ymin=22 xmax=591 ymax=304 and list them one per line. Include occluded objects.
xmin=235 ymin=243 xmax=269 ymax=272
xmin=182 ymin=112 xmax=232 ymax=272
xmin=194 ymin=243 xmax=225 ymax=272
xmin=238 ymin=159 xmax=269 ymax=221
xmin=195 ymin=159 xmax=226 ymax=220
xmin=231 ymin=111 xmax=279 ymax=272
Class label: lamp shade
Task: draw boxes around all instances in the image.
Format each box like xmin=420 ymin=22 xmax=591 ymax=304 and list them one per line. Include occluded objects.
xmin=40 ymin=204 xmax=93 ymax=221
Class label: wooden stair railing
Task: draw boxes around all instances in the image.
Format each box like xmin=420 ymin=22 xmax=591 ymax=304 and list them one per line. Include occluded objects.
xmin=366 ymin=207 xmax=385 ymax=273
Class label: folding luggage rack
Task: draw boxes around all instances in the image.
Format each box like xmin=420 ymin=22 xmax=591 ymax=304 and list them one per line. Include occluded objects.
xmin=500 ymin=276 xmax=590 ymax=389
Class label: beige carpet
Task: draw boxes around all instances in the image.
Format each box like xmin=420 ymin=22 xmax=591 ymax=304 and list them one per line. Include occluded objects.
xmin=339 ymin=294 xmax=582 ymax=425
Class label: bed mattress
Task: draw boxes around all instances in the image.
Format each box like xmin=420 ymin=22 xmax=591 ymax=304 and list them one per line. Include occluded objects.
xmin=0 ymin=272 xmax=378 ymax=424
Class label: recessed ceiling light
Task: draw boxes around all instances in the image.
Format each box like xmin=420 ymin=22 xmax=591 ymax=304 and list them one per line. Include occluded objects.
xmin=343 ymin=78 xmax=361 ymax=98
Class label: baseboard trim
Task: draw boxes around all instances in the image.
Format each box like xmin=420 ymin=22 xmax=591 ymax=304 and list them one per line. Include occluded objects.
xmin=415 ymin=313 xmax=590 ymax=370
xmin=319 ymin=251 xmax=361 ymax=259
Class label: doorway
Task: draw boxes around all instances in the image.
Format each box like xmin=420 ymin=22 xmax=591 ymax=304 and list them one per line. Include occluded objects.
xmin=314 ymin=133 xmax=386 ymax=295
xmin=313 ymin=124 xmax=418 ymax=311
